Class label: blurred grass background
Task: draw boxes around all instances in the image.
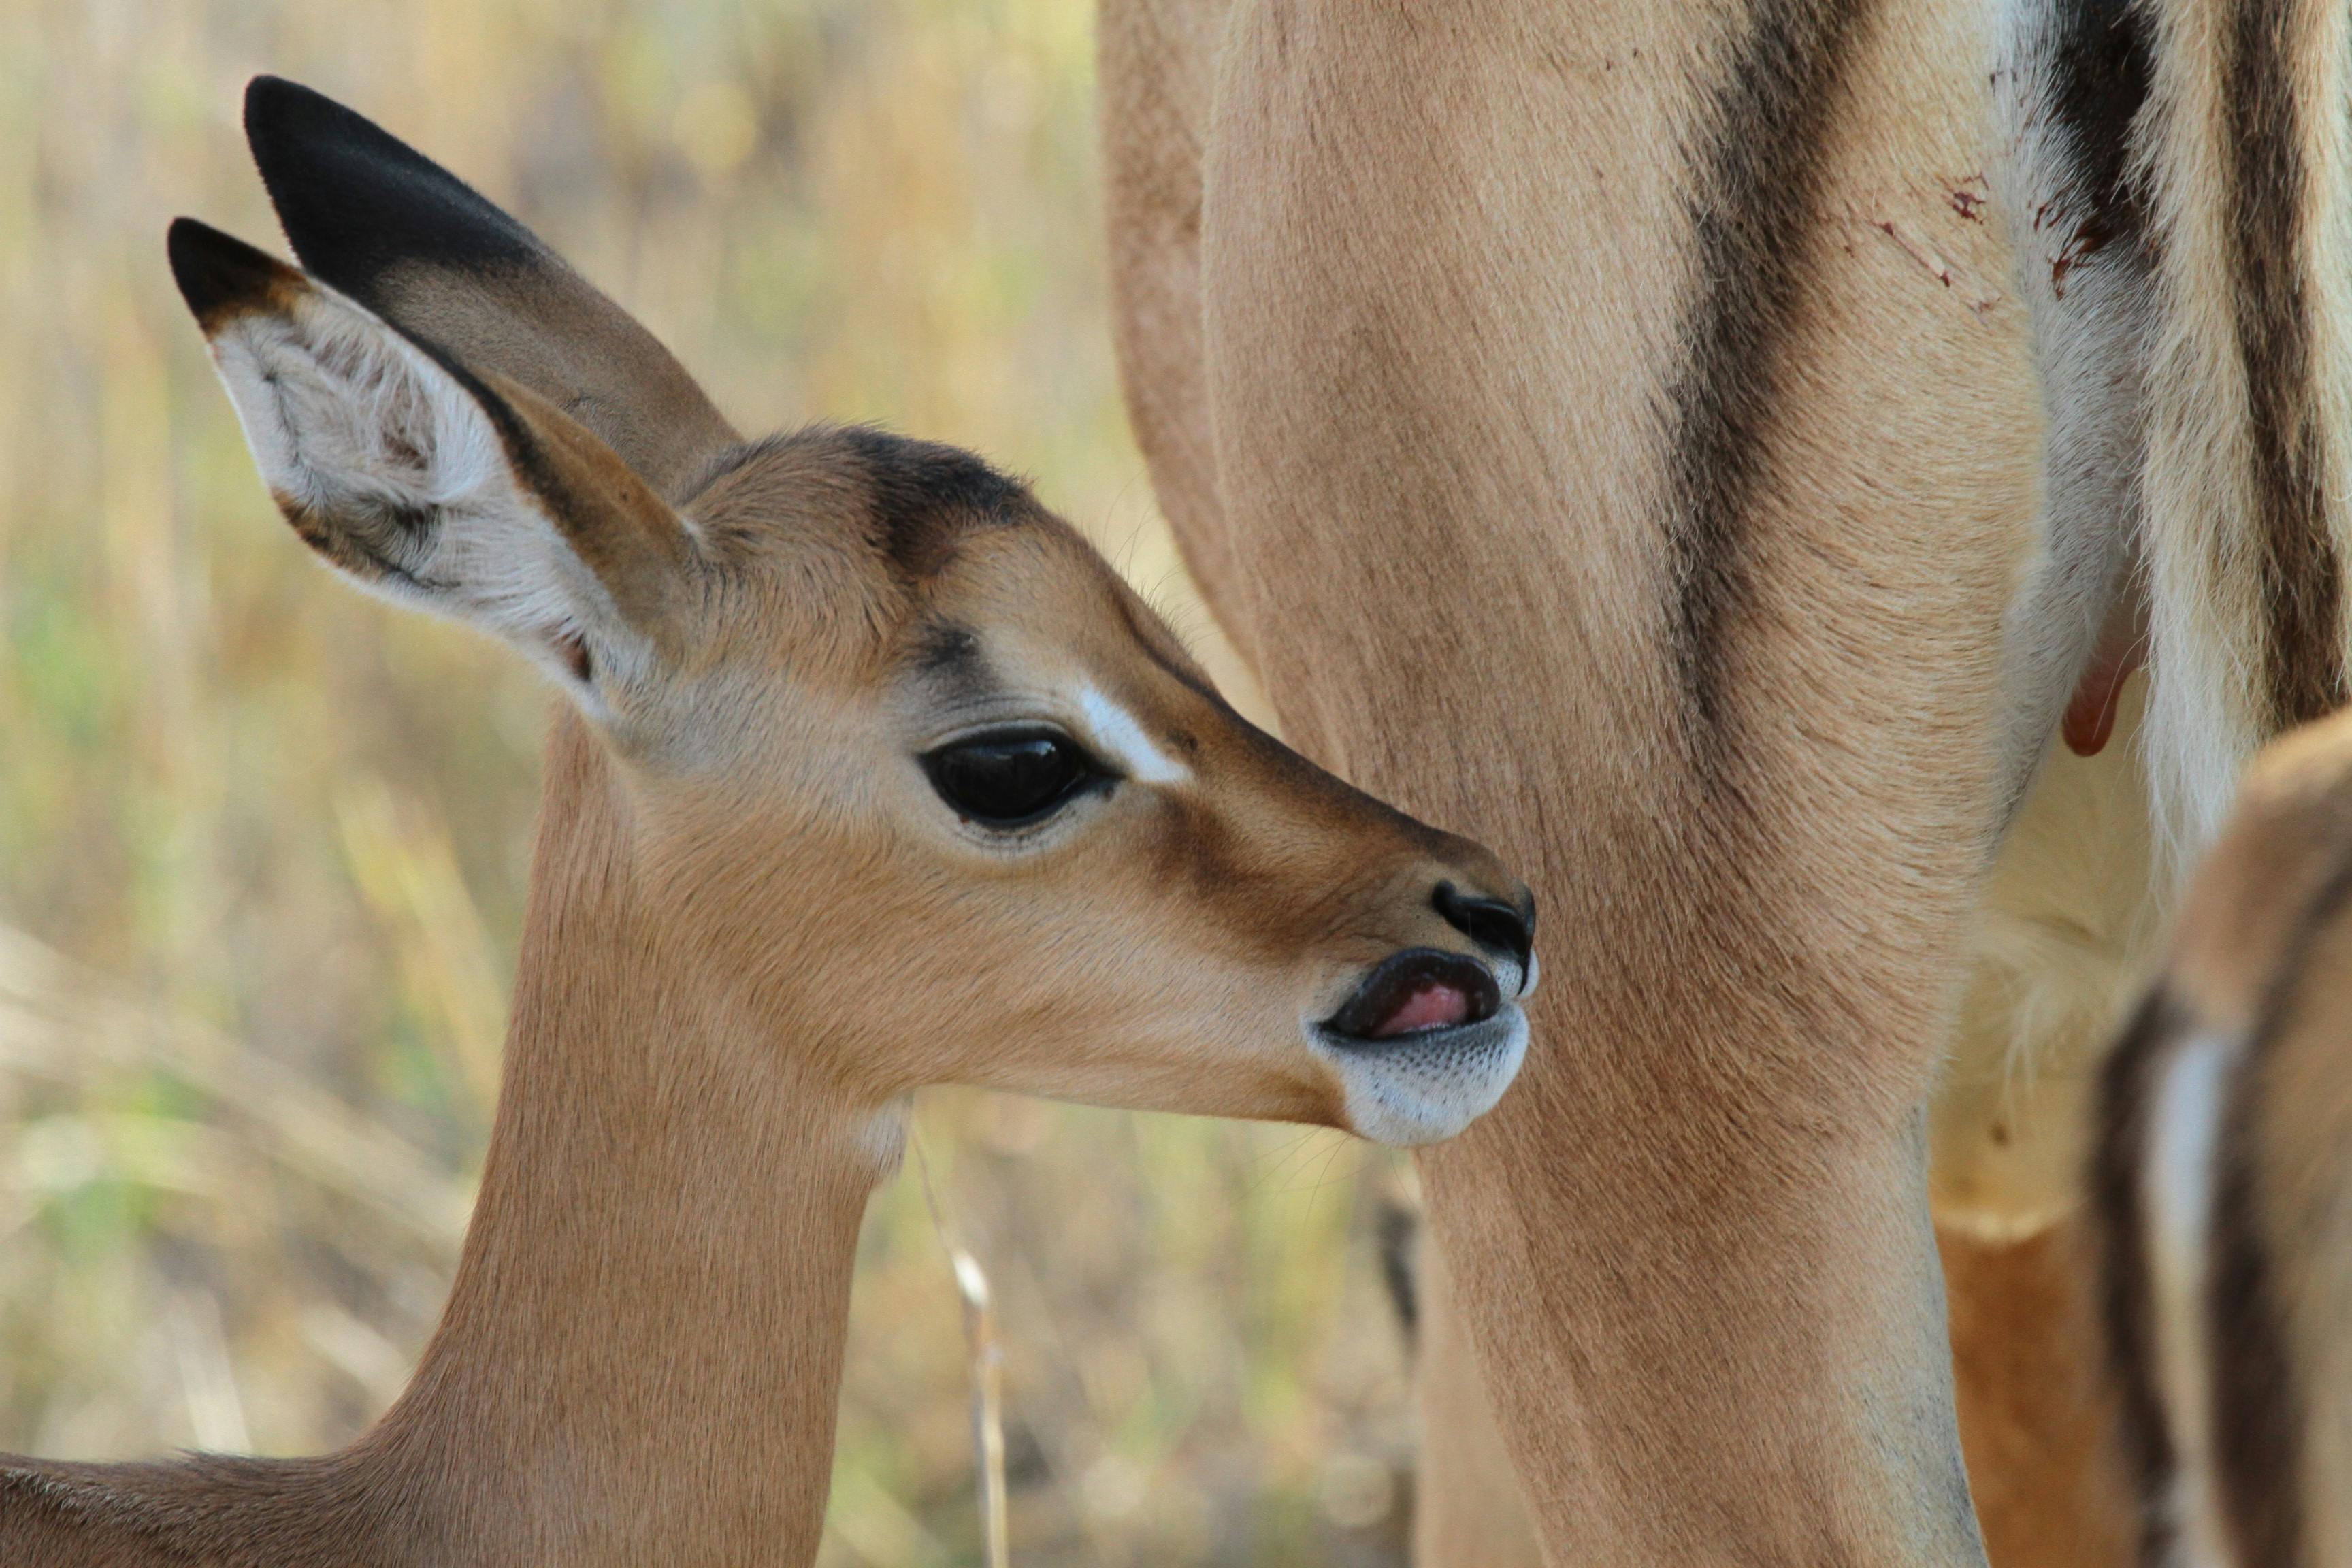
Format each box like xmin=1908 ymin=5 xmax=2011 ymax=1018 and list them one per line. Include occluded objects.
xmin=0 ymin=2 xmax=1424 ymax=1561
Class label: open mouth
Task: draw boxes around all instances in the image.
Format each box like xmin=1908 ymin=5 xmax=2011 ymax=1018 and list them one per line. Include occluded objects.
xmin=1322 ymin=949 xmax=1504 ymax=1043
xmin=1308 ymin=947 xmax=1529 ymax=1147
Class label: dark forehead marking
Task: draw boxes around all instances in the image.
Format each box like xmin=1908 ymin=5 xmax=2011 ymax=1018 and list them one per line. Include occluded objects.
xmin=914 ymin=622 xmax=982 ymax=672
xmin=907 ymin=622 xmax=994 ymax=698
xmin=839 ymin=426 xmax=1033 ymax=577
xmin=677 ymin=426 xmax=1036 ymax=583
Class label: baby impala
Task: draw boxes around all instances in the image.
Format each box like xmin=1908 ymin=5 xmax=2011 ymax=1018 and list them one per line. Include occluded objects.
xmin=0 ymin=78 xmax=1533 ymax=1568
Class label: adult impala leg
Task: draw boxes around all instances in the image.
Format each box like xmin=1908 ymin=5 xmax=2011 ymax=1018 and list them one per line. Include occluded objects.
xmin=1396 ymin=1198 xmax=2140 ymax=1567
xmin=1388 ymin=699 xmax=2157 ymax=1565
xmin=1183 ymin=1 xmax=2045 ymax=1557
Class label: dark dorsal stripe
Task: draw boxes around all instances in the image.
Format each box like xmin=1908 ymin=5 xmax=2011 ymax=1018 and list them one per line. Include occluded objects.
xmin=2225 ymin=1 xmax=2346 ymax=730
xmin=2089 ymin=987 xmax=2187 ymax=1568
xmin=1662 ymin=0 xmax=1870 ymax=753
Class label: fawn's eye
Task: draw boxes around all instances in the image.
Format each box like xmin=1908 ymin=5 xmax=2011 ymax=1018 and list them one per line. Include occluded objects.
xmin=921 ymin=730 xmax=1106 ymax=827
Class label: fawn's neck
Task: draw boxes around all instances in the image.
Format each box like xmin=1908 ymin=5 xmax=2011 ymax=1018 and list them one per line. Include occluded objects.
xmin=353 ymin=713 xmax=894 ymax=1567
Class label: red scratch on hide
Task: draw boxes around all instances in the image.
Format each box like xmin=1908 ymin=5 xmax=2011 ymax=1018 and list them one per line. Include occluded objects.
xmin=1849 ymin=204 xmax=2004 ymax=323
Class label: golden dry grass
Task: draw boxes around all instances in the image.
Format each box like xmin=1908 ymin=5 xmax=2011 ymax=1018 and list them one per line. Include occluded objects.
xmin=0 ymin=1 xmax=1418 ymax=1562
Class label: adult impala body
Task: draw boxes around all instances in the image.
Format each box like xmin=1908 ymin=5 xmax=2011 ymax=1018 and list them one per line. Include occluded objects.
xmin=0 ymin=80 xmax=1534 ymax=1567
xmin=1098 ymin=0 xmax=2352 ymax=1561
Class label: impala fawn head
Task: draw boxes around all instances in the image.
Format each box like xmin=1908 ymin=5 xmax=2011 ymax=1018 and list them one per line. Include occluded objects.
xmin=0 ymin=78 xmax=1532 ymax=1568
xmin=164 ymin=80 xmax=1533 ymax=1148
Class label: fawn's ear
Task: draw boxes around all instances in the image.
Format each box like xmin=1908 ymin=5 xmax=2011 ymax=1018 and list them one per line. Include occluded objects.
xmin=244 ymin=76 xmax=736 ymax=500
xmin=168 ymin=218 xmax=697 ymax=706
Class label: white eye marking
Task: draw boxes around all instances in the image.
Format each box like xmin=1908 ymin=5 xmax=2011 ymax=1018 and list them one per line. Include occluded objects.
xmin=1077 ymin=684 xmax=1188 ymax=785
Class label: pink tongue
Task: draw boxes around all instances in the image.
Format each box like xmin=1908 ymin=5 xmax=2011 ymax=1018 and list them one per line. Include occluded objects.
xmin=1371 ymin=981 xmax=1472 ymax=1039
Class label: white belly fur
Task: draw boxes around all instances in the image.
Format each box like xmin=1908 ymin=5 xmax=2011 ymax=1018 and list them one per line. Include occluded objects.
xmin=1931 ymin=679 xmax=2161 ymax=1239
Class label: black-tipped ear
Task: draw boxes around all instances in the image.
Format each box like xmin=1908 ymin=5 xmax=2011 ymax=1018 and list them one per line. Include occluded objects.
xmin=244 ymin=76 xmax=543 ymax=303
xmin=167 ymin=218 xmax=301 ymax=331
xmin=241 ymin=76 xmax=737 ymax=499
xmin=167 ymin=227 xmax=696 ymax=697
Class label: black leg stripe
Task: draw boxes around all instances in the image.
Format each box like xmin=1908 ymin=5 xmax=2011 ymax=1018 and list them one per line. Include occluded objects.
xmin=2226 ymin=0 xmax=2346 ymax=730
xmin=1661 ymin=0 xmax=1870 ymax=758
xmin=2091 ymin=988 xmax=2187 ymax=1568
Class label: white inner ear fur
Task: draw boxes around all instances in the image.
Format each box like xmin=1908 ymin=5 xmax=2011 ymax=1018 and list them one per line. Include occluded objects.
xmin=206 ymin=283 xmax=649 ymax=709
xmin=1077 ymin=683 xmax=1188 ymax=785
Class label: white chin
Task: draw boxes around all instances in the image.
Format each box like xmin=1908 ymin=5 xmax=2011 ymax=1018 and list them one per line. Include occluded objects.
xmin=1311 ymin=1005 xmax=1530 ymax=1147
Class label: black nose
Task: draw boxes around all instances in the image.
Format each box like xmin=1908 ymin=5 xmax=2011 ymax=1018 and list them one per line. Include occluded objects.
xmin=1433 ymin=882 xmax=1535 ymax=976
